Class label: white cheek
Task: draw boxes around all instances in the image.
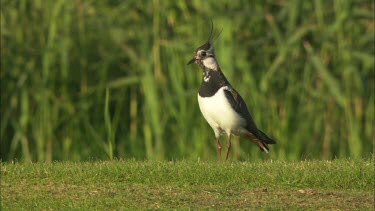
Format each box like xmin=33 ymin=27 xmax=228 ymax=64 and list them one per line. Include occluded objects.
xmin=203 ymin=57 xmax=217 ymax=70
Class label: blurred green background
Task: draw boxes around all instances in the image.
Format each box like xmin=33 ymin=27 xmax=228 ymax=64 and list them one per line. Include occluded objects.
xmin=1 ymin=0 xmax=374 ymax=162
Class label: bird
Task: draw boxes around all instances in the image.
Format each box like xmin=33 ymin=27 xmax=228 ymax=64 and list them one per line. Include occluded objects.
xmin=187 ymin=26 xmax=276 ymax=161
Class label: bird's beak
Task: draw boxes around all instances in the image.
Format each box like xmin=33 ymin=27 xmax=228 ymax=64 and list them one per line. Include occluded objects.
xmin=187 ymin=58 xmax=196 ymax=65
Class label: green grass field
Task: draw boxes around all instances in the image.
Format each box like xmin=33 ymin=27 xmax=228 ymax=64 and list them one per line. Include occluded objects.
xmin=2 ymin=159 xmax=373 ymax=210
xmin=1 ymin=1 xmax=374 ymax=209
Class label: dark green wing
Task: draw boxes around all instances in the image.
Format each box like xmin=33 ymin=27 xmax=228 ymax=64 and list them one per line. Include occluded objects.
xmin=223 ymin=87 xmax=258 ymax=132
xmin=224 ymin=87 xmax=276 ymax=145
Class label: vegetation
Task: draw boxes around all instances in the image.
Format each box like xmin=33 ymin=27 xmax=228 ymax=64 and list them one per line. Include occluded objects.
xmin=1 ymin=159 xmax=373 ymax=210
xmin=1 ymin=1 xmax=374 ymax=161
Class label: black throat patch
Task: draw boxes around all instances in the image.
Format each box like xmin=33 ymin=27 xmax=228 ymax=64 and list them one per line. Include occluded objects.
xmin=198 ymin=68 xmax=230 ymax=97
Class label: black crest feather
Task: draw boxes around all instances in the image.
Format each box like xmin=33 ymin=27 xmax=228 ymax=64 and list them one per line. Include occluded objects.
xmin=196 ymin=22 xmax=223 ymax=51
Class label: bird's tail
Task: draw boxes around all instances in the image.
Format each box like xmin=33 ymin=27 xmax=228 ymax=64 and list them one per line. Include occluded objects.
xmin=245 ymin=130 xmax=276 ymax=153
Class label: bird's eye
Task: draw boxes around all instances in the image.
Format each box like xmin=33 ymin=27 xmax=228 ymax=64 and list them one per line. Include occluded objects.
xmin=200 ymin=51 xmax=206 ymax=57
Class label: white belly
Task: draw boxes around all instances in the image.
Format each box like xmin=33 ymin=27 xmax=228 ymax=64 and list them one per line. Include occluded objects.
xmin=198 ymin=86 xmax=247 ymax=137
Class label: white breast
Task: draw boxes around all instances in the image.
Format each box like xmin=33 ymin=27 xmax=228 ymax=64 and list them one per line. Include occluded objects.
xmin=197 ymin=86 xmax=247 ymax=137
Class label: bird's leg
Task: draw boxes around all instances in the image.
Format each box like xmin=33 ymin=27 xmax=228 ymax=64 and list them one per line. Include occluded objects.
xmin=225 ymin=134 xmax=231 ymax=161
xmin=215 ymin=137 xmax=222 ymax=161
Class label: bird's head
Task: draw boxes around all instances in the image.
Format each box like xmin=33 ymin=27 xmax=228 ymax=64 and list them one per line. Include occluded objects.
xmin=187 ymin=25 xmax=222 ymax=71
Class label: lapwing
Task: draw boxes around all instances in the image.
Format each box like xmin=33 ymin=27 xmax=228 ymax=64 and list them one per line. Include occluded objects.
xmin=187 ymin=26 xmax=276 ymax=161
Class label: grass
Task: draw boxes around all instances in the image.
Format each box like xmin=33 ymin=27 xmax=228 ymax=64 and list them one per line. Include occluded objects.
xmin=1 ymin=1 xmax=374 ymax=162
xmin=2 ymin=159 xmax=374 ymax=210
